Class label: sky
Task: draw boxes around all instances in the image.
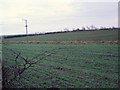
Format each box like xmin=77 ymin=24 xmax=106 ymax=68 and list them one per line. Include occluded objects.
xmin=0 ymin=0 xmax=119 ymax=35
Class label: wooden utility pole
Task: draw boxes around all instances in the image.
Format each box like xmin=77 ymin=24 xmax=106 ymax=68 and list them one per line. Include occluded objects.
xmin=23 ymin=19 xmax=28 ymax=43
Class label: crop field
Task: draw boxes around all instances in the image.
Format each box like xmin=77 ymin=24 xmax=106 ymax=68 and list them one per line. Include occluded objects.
xmin=2 ymin=29 xmax=119 ymax=88
xmin=4 ymin=29 xmax=118 ymax=42
xmin=2 ymin=43 xmax=119 ymax=88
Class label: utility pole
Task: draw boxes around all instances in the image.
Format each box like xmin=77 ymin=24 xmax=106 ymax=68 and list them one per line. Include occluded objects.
xmin=23 ymin=19 xmax=28 ymax=43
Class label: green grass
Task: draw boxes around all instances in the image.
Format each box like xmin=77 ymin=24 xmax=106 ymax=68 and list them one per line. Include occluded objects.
xmin=2 ymin=44 xmax=118 ymax=88
xmin=5 ymin=30 xmax=118 ymax=42
xmin=2 ymin=29 xmax=119 ymax=88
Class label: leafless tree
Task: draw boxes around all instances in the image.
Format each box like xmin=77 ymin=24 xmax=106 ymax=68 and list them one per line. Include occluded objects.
xmin=2 ymin=47 xmax=58 ymax=88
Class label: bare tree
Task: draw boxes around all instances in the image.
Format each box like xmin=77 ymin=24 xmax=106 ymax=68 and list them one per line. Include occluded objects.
xmin=2 ymin=47 xmax=58 ymax=88
xmin=82 ymin=26 xmax=86 ymax=30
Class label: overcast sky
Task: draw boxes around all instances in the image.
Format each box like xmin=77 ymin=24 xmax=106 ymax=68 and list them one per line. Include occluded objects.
xmin=0 ymin=0 xmax=119 ymax=35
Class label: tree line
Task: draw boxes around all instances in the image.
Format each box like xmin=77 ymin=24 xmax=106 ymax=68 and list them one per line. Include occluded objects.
xmin=2 ymin=26 xmax=119 ymax=39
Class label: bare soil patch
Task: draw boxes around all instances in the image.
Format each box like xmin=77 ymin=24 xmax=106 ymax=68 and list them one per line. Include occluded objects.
xmin=2 ymin=40 xmax=119 ymax=44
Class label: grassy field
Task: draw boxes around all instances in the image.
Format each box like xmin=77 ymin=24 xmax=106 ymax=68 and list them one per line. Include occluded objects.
xmin=2 ymin=44 xmax=118 ymax=88
xmin=2 ymin=29 xmax=119 ymax=88
xmin=5 ymin=30 xmax=118 ymax=42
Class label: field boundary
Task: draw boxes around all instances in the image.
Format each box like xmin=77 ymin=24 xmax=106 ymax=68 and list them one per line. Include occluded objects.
xmin=2 ymin=40 xmax=119 ymax=44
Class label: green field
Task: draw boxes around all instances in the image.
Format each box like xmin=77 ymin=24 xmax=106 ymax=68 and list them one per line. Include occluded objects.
xmin=2 ymin=44 xmax=118 ymax=88
xmin=2 ymin=29 xmax=119 ymax=88
xmin=5 ymin=30 xmax=118 ymax=42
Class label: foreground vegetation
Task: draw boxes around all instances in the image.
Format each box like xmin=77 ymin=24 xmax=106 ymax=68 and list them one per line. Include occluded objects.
xmin=2 ymin=44 xmax=118 ymax=88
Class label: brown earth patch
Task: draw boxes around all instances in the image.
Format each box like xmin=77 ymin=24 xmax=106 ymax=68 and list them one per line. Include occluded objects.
xmin=2 ymin=40 xmax=119 ymax=44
